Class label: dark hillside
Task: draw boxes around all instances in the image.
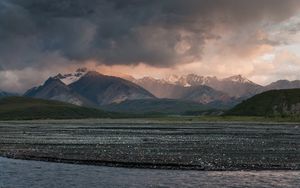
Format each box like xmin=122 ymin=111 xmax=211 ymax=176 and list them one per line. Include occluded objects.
xmin=227 ymin=89 xmax=300 ymax=116
xmin=0 ymin=97 xmax=111 ymax=120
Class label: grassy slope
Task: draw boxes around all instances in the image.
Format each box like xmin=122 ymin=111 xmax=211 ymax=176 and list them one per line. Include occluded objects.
xmin=0 ymin=97 xmax=112 ymax=120
xmin=102 ymin=99 xmax=209 ymax=114
xmin=226 ymin=89 xmax=300 ymax=116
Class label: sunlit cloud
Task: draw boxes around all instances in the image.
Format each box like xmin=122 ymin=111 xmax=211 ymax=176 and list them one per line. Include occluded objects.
xmin=1 ymin=0 xmax=300 ymax=92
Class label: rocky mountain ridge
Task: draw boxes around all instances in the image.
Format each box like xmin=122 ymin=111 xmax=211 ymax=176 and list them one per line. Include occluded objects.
xmin=133 ymin=74 xmax=300 ymax=100
xmin=24 ymin=71 xmax=155 ymax=106
xmin=2 ymin=68 xmax=299 ymax=111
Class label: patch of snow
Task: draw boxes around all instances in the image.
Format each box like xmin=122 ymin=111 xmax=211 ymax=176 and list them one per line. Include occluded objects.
xmin=164 ymin=75 xmax=181 ymax=84
xmin=54 ymin=68 xmax=88 ymax=85
xmin=184 ymin=83 xmax=191 ymax=87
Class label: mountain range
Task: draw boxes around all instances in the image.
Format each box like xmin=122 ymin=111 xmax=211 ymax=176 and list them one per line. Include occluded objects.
xmin=133 ymin=74 xmax=300 ymax=103
xmin=24 ymin=77 xmax=91 ymax=106
xmin=1 ymin=68 xmax=300 ymax=114
xmin=133 ymin=74 xmax=262 ymax=99
xmin=133 ymin=77 xmax=234 ymax=104
xmin=24 ymin=69 xmax=155 ymax=107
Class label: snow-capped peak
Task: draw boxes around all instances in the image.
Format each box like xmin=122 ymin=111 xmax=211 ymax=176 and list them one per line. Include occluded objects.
xmin=54 ymin=68 xmax=88 ymax=85
xmin=163 ymin=74 xmax=215 ymax=87
xmin=224 ymin=75 xmax=252 ymax=84
xmin=164 ymin=74 xmax=181 ymax=84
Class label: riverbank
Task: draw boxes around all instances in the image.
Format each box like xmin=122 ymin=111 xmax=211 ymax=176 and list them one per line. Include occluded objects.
xmin=0 ymin=119 xmax=299 ymax=171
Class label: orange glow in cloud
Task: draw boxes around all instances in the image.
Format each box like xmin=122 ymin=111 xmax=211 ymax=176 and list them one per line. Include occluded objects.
xmin=83 ymin=61 xmax=176 ymax=79
xmin=69 ymin=15 xmax=300 ymax=86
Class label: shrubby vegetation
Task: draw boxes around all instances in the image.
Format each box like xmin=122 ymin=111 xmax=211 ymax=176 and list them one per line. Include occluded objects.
xmin=226 ymin=89 xmax=300 ymax=117
xmin=0 ymin=97 xmax=112 ymax=120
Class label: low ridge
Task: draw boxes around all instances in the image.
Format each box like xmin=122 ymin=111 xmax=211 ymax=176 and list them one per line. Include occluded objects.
xmin=227 ymin=89 xmax=300 ymax=116
xmin=0 ymin=97 xmax=111 ymax=120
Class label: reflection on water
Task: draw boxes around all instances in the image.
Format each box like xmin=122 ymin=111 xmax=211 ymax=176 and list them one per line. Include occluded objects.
xmin=0 ymin=157 xmax=299 ymax=188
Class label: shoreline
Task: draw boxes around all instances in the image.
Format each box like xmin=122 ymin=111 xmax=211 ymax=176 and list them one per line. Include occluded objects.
xmin=1 ymin=118 xmax=300 ymax=125
xmin=1 ymin=155 xmax=299 ymax=171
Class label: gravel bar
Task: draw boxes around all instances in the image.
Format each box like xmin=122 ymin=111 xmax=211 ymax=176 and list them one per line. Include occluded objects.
xmin=0 ymin=119 xmax=299 ymax=171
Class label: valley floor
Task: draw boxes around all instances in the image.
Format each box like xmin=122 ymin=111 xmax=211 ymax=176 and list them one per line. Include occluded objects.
xmin=0 ymin=119 xmax=299 ymax=171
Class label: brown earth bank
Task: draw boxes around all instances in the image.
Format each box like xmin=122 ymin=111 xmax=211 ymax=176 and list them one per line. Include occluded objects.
xmin=0 ymin=119 xmax=299 ymax=171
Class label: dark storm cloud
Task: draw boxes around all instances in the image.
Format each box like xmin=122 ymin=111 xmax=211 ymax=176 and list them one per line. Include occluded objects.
xmin=1 ymin=0 xmax=300 ymax=69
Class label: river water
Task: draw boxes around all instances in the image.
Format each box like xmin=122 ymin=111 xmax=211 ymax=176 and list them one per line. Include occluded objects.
xmin=0 ymin=157 xmax=299 ymax=188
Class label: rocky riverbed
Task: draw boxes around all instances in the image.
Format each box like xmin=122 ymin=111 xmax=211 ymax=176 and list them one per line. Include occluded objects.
xmin=0 ymin=119 xmax=299 ymax=170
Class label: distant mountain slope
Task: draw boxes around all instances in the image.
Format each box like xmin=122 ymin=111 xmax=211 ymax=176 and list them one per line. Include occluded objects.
xmin=24 ymin=71 xmax=155 ymax=106
xmin=24 ymin=78 xmax=91 ymax=106
xmin=0 ymin=90 xmax=16 ymax=98
xmin=102 ymin=99 xmax=209 ymax=114
xmin=181 ymin=85 xmax=231 ymax=104
xmin=227 ymin=89 xmax=300 ymax=116
xmin=134 ymin=74 xmax=263 ymax=99
xmin=133 ymin=77 xmax=186 ymax=98
xmin=211 ymin=75 xmax=263 ymax=98
xmin=163 ymin=74 xmax=218 ymax=87
xmin=0 ymin=97 xmax=111 ymax=120
xmin=263 ymin=80 xmax=300 ymax=91
xmin=134 ymin=77 xmax=233 ymax=104
xmin=70 ymin=71 xmax=155 ymax=105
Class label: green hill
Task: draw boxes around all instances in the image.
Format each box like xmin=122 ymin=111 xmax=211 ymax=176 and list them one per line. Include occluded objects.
xmin=0 ymin=97 xmax=112 ymax=120
xmin=227 ymin=89 xmax=300 ymax=116
xmin=102 ymin=99 xmax=209 ymax=115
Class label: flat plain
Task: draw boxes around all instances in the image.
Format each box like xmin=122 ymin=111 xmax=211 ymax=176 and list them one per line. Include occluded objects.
xmin=0 ymin=119 xmax=299 ymax=170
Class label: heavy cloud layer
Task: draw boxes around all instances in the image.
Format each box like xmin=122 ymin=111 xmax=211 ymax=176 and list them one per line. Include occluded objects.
xmin=1 ymin=0 xmax=300 ymax=70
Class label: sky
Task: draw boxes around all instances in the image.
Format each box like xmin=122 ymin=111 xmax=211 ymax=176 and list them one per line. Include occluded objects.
xmin=1 ymin=0 xmax=300 ymax=92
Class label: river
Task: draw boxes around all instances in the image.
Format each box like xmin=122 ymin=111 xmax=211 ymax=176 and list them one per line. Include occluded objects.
xmin=1 ymin=157 xmax=299 ymax=188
